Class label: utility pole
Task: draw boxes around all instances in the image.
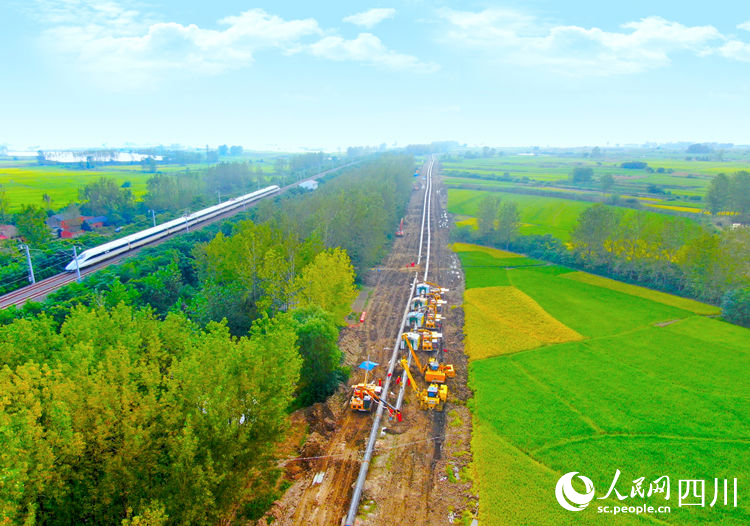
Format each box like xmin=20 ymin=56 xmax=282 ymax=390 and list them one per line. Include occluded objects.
xmin=148 ymin=209 xmax=156 ymax=227
xmin=21 ymin=244 xmax=35 ymax=284
xmin=72 ymin=246 xmax=82 ymax=282
xmin=184 ymin=211 xmax=190 ymax=233
xmin=217 ymin=190 xmax=221 ymax=204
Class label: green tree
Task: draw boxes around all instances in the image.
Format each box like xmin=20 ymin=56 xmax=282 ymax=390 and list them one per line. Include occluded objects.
xmin=570 ymin=166 xmax=594 ymax=183
xmin=288 ymin=306 xmax=348 ymax=406
xmin=0 ymin=304 xmax=301 ymax=525
xmin=600 ymin=173 xmax=615 ymax=194
xmin=730 ymin=171 xmax=750 ymax=215
xmin=295 ymin=247 xmax=357 ymax=323
xmin=496 ymin=201 xmax=520 ymax=249
xmin=571 ymin=204 xmax=618 ymax=265
xmin=15 ymin=205 xmax=49 ymax=245
xmin=705 ymin=173 xmax=731 ymax=215
xmin=79 ymin=177 xmax=134 ymax=221
xmin=476 ymin=195 xmax=500 ymax=238
xmin=721 ymin=287 xmax=750 ymax=327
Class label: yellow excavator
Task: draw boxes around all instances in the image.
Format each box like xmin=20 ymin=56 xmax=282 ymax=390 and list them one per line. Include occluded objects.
xmin=416 ymin=328 xmax=441 ymax=351
xmin=402 ymin=334 xmax=454 ymax=384
xmin=350 ymin=383 xmax=403 ymax=421
xmin=400 ymin=358 xmax=448 ymax=411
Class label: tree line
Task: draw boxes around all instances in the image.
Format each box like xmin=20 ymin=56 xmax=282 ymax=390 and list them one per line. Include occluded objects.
xmin=704 ymin=171 xmax=750 ymax=216
xmin=453 ymin=199 xmax=750 ymax=326
xmin=0 ymin=154 xmax=415 ymax=524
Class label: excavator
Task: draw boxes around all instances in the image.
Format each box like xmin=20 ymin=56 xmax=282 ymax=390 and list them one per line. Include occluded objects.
xmin=416 ymin=328 xmax=441 ymax=352
xmin=416 ymin=281 xmax=449 ymax=299
xmin=402 ymin=334 xmax=454 ymax=384
xmin=395 ymin=218 xmax=404 ymax=237
xmin=423 ymin=306 xmax=443 ymax=331
xmin=350 ymin=383 xmax=403 ymax=421
xmin=400 ymin=358 xmax=448 ymax=411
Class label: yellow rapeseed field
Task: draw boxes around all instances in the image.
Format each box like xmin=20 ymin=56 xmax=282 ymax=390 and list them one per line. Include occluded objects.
xmin=644 ymin=203 xmax=703 ymax=213
xmin=455 ymin=217 xmax=478 ymax=228
xmin=463 ymin=286 xmax=583 ymax=359
xmin=450 ymin=242 xmax=520 ymax=258
xmin=563 ymin=272 xmax=721 ymax=315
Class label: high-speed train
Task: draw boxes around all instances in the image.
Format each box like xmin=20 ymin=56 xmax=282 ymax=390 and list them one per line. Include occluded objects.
xmin=65 ymin=185 xmax=280 ymax=272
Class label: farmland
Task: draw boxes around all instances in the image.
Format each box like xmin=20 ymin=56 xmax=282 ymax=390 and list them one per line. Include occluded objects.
xmin=0 ymin=158 xmax=278 ymax=212
xmin=455 ymin=243 xmax=750 ymax=525
xmin=448 ymin=189 xmax=597 ymax=240
xmin=447 ymin=187 xmax=707 ymax=241
xmin=442 ymin=151 xmax=750 ymax=214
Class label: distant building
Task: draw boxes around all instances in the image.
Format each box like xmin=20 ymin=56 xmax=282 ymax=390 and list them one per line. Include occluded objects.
xmin=47 ymin=214 xmax=79 ymax=230
xmin=82 ymin=216 xmax=108 ymax=230
xmin=299 ymin=180 xmax=319 ymax=191
xmin=0 ymin=224 xmax=18 ymax=239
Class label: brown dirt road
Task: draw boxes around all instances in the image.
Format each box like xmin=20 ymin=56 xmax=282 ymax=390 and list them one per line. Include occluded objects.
xmin=264 ymin=162 xmax=475 ymax=526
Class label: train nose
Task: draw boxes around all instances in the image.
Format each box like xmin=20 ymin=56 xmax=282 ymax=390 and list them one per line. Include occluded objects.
xmin=65 ymin=261 xmax=76 ymax=272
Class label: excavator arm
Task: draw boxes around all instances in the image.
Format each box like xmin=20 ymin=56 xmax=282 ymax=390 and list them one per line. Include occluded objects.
xmin=361 ymin=386 xmax=402 ymax=420
xmin=401 ymin=334 xmax=425 ymax=373
xmin=400 ymin=358 xmax=422 ymax=395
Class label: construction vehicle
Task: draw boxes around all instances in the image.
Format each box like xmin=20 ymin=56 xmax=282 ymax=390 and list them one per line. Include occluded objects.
xmin=416 ymin=281 xmax=449 ymax=298
xmin=400 ymin=358 xmax=448 ymax=411
xmin=350 ymin=383 xmax=403 ymax=420
xmin=402 ymin=334 xmax=454 ymax=384
xmin=423 ymin=309 xmax=443 ymax=331
xmin=416 ymin=328 xmax=441 ymax=351
xmin=395 ymin=218 xmax=404 ymax=237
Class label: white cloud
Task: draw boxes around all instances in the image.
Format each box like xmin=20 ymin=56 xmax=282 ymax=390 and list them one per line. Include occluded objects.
xmin=738 ymin=21 xmax=750 ymax=31
xmin=438 ymin=8 xmax=732 ymax=75
xmin=343 ymin=8 xmax=396 ymax=28
xmin=34 ymin=2 xmax=432 ymax=87
xmin=718 ymin=40 xmax=750 ymax=62
xmin=308 ymin=33 xmax=438 ymax=72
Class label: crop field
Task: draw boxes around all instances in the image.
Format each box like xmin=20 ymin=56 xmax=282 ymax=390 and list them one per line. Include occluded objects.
xmin=562 ymin=272 xmax=721 ymax=315
xmin=0 ymin=161 xmax=221 ymax=211
xmin=457 ymin=245 xmax=750 ymax=525
xmin=442 ymin=154 xmax=750 ymax=212
xmin=448 ymin=188 xmax=594 ymax=240
xmin=464 ymin=286 xmax=583 ymax=359
xmin=447 ymin=188 xmax=702 ymax=241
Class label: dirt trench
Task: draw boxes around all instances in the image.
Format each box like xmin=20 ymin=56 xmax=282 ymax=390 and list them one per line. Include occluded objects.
xmin=263 ymin=163 xmax=475 ymax=526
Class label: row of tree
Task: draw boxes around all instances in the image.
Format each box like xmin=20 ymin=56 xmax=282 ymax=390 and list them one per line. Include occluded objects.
xmin=453 ymin=202 xmax=750 ymax=325
xmin=0 ymin=157 xmax=418 ymax=524
xmin=475 ymin=195 xmax=520 ymax=249
xmin=704 ymin=171 xmax=750 ymax=215
xmin=0 ymin=303 xmax=301 ymax=525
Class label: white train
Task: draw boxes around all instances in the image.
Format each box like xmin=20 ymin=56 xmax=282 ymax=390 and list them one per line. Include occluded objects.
xmin=65 ymin=185 xmax=280 ymax=272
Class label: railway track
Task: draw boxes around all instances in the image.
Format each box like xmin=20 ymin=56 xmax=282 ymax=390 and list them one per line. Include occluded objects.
xmin=0 ymin=163 xmax=356 ymax=310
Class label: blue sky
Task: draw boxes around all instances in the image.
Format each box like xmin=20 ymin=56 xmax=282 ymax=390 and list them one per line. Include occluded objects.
xmin=2 ymin=1 xmax=750 ymax=151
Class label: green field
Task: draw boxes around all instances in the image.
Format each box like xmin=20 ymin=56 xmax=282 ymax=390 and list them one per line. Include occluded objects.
xmin=441 ymin=153 xmax=750 ymax=210
xmin=455 ymin=244 xmax=749 ymax=525
xmin=448 ymin=188 xmax=596 ymax=240
xmin=447 ymin=188 xmax=704 ymax=240
xmin=0 ymin=162 xmax=211 ymax=211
